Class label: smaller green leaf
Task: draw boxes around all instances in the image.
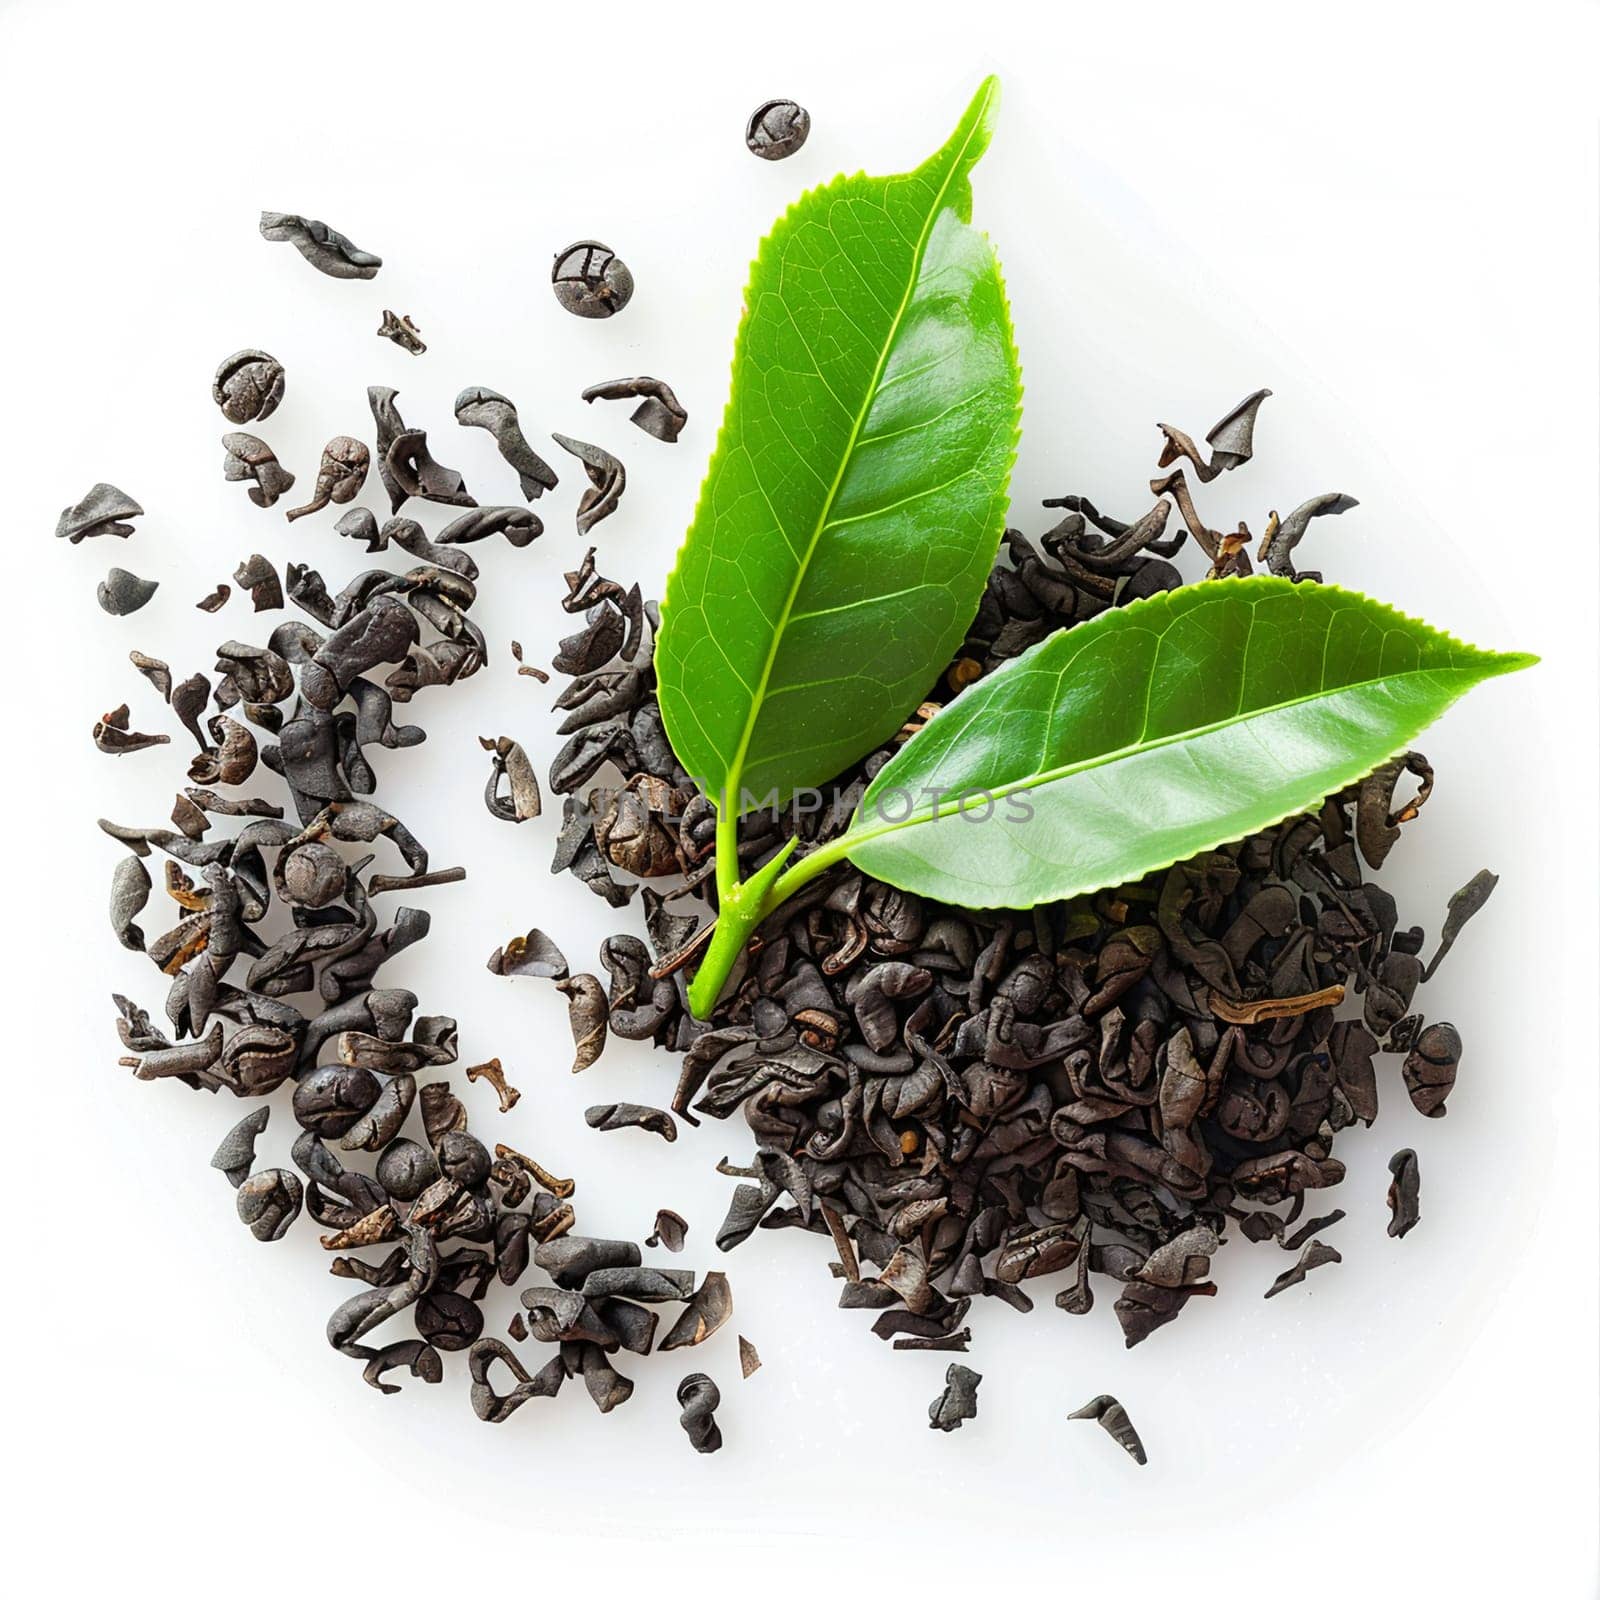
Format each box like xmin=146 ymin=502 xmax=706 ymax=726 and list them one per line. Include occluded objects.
xmin=819 ymin=577 xmax=1534 ymax=909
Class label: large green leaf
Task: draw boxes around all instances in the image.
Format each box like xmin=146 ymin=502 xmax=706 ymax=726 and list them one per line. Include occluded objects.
xmin=825 ymin=577 xmax=1534 ymax=908
xmin=657 ymin=77 xmax=1021 ymax=815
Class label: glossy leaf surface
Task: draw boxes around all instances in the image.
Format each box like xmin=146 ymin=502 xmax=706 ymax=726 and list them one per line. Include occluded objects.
xmin=835 ymin=577 xmax=1534 ymax=907
xmin=657 ymin=77 xmax=1021 ymax=813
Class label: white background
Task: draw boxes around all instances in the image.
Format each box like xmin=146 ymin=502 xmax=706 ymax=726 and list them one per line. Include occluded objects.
xmin=2 ymin=1 xmax=1596 ymax=1593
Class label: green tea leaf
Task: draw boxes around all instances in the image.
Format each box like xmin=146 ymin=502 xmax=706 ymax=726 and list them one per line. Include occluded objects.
xmin=826 ymin=577 xmax=1535 ymax=908
xmin=657 ymin=77 xmax=1021 ymax=815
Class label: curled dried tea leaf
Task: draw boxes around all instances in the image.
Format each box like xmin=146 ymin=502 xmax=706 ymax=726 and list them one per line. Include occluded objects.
xmin=438 ymin=506 xmax=542 ymax=548
xmin=646 ymin=1209 xmax=687 ymax=1251
xmin=110 ymin=854 xmax=151 ymax=950
xmin=676 ymin=1373 xmax=722 ymax=1453
xmin=94 ymin=704 xmax=170 ymax=756
xmin=1157 ymin=388 xmax=1271 ymax=483
xmin=1114 ymin=1280 xmax=1217 ymax=1346
xmin=56 ymin=482 xmax=142 ymax=542
xmin=479 ymin=735 xmax=542 ymax=822
xmin=1386 ymin=1148 xmax=1421 ymax=1239
xmin=1284 ymin=1210 xmax=1346 ymax=1251
xmin=585 ymin=1102 xmax=677 ymax=1142
xmin=236 ymin=1168 xmax=303 ymax=1241
xmin=188 ymin=715 xmax=258 ymax=785
xmin=211 ymin=1106 xmax=271 ymax=1189
xmin=97 ymin=568 xmax=159 ymax=616
xmin=510 ymin=640 xmax=550 ymax=682
xmin=551 ymin=433 xmax=625 ymax=534
xmin=737 ymin=1335 xmax=761 ymax=1379
xmin=552 ymin=240 xmax=633 ymax=319
xmin=285 ymin=437 xmax=370 ymax=522
xmin=660 ymin=1270 xmax=732 ymax=1349
xmin=494 ymin=1144 xmax=575 ymax=1201
xmin=377 ymin=309 xmax=426 ymax=354
xmin=222 ymin=432 xmax=295 ymax=509
xmin=1424 ymin=868 xmax=1498 ymax=981
xmin=213 ymin=350 xmax=285 ymax=424
xmin=196 ymin=583 xmax=231 ymax=612
xmin=129 ymin=650 xmax=172 ymax=699
xmin=581 ymin=376 xmax=688 ymax=443
xmin=1259 ymin=492 xmax=1359 ymax=582
xmin=746 ymin=98 xmax=810 ymax=160
xmin=454 ymin=386 xmax=558 ymax=500
xmin=465 ymin=1058 xmax=521 ymax=1114
xmin=486 ymin=928 xmax=568 ymax=980
xmin=1402 ymin=1021 xmax=1461 ymax=1117
xmin=928 ymin=1363 xmax=981 ymax=1432
xmin=555 ymin=974 xmax=607 ymax=1072
xmin=369 ymin=387 xmax=475 ymax=512
xmin=1068 ymin=1394 xmax=1147 ymax=1465
xmin=1355 ymin=751 xmax=1434 ymax=870
xmin=1264 ymin=1240 xmax=1342 ymax=1299
xmin=260 ymin=210 xmax=381 ymax=278
xmin=232 ymin=554 xmax=283 ymax=612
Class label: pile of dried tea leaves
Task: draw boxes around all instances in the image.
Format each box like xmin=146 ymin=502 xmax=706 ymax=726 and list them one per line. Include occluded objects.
xmin=543 ymin=391 xmax=1493 ymax=1372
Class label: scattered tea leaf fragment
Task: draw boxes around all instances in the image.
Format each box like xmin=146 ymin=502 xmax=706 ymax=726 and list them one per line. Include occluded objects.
xmin=1068 ymin=1394 xmax=1147 ymax=1465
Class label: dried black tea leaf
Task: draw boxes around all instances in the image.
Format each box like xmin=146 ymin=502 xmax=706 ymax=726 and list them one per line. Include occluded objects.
xmin=1157 ymin=388 xmax=1271 ymax=483
xmin=233 ymin=553 xmax=283 ymax=612
xmin=581 ymin=376 xmax=688 ymax=443
xmin=129 ymin=650 xmax=172 ymax=699
xmin=737 ymin=1335 xmax=761 ymax=1379
xmin=510 ymin=641 xmax=550 ymax=682
xmin=196 ymin=583 xmax=230 ymax=612
xmin=585 ymin=1102 xmax=676 ymax=1142
xmin=676 ymin=1373 xmax=722 ymax=1453
xmin=1259 ymin=492 xmax=1360 ymax=582
xmin=110 ymin=853 xmax=151 ymax=950
xmin=1386 ymin=1148 xmax=1421 ymax=1238
xmin=222 ymin=432 xmax=295 ymax=509
xmin=211 ymin=1107 xmax=271 ymax=1189
xmin=551 ymin=240 xmax=633 ymax=319
xmin=94 ymin=704 xmax=169 ymax=756
xmin=285 ymin=437 xmax=370 ymax=522
xmin=487 ymin=928 xmax=569 ymax=981
xmin=1402 ymin=1022 xmax=1461 ymax=1117
xmin=236 ymin=1168 xmax=303 ymax=1241
xmin=1424 ymin=868 xmax=1498 ymax=980
xmin=551 ymin=433 xmax=625 ymax=534
xmin=438 ymin=506 xmax=542 ymax=548
xmin=556 ymin=974 xmax=608 ymax=1072
xmin=1068 ymin=1394 xmax=1147 ymax=1465
xmin=212 ymin=350 xmax=285 ymax=424
xmin=377 ymin=310 xmax=426 ymax=355
xmin=659 ymin=1271 xmax=732 ymax=1349
xmin=259 ymin=211 xmax=381 ymax=279
xmin=1264 ymin=1240 xmax=1342 ymax=1299
xmin=1284 ymin=1210 xmax=1346 ymax=1251
xmin=454 ymin=386 xmax=558 ymax=500
xmin=745 ymin=98 xmax=810 ymax=160
xmin=97 ymin=568 xmax=159 ymax=616
xmin=479 ymin=735 xmax=542 ymax=822
xmin=56 ymin=481 xmax=142 ymax=542
xmin=928 ymin=1363 xmax=981 ymax=1432
xmin=369 ymin=387 xmax=476 ymax=513
xmin=465 ymin=1058 xmax=521 ymax=1114
xmin=646 ymin=1209 xmax=688 ymax=1251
